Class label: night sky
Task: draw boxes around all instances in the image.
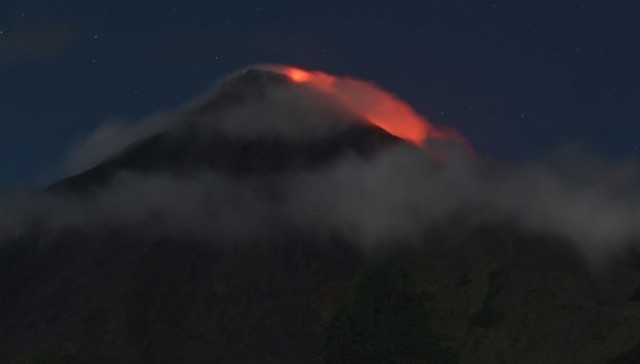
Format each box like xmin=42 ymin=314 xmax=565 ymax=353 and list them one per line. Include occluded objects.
xmin=1 ymin=0 xmax=639 ymax=187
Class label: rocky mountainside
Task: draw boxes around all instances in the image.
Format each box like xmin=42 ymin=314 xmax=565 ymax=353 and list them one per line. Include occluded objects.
xmin=2 ymin=69 xmax=640 ymax=364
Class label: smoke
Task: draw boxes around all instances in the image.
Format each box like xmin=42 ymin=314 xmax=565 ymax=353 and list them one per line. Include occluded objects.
xmin=3 ymin=66 xmax=640 ymax=267
xmin=286 ymin=141 xmax=640 ymax=264
xmin=492 ymin=150 xmax=640 ymax=262
xmin=286 ymin=142 xmax=480 ymax=248
xmin=65 ymin=112 xmax=180 ymax=175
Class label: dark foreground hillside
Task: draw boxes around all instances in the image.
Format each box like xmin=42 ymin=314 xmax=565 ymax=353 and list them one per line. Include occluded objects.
xmin=2 ymin=222 xmax=640 ymax=363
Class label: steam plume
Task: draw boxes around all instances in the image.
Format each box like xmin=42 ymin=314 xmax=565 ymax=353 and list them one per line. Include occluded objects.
xmin=1 ymin=65 xmax=639 ymax=268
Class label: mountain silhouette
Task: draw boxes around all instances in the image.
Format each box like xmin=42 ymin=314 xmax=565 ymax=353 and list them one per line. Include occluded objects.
xmin=2 ymin=68 xmax=640 ymax=364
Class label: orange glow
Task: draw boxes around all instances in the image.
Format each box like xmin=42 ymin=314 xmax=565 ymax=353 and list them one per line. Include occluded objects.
xmin=276 ymin=66 xmax=461 ymax=146
xmin=287 ymin=68 xmax=312 ymax=83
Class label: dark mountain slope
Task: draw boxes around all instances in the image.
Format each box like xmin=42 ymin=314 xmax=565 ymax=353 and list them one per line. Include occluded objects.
xmin=2 ymin=69 xmax=640 ymax=363
xmin=47 ymin=124 xmax=400 ymax=194
xmin=4 ymin=222 xmax=640 ymax=363
xmin=48 ymin=69 xmax=402 ymax=194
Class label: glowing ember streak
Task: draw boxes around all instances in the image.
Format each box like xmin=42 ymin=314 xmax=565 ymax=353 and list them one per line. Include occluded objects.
xmin=275 ymin=65 xmax=460 ymax=146
xmin=287 ymin=68 xmax=312 ymax=82
xmin=276 ymin=66 xmax=464 ymax=146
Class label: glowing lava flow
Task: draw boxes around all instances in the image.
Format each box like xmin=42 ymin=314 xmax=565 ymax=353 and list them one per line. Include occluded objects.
xmin=274 ymin=66 xmax=460 ymax=146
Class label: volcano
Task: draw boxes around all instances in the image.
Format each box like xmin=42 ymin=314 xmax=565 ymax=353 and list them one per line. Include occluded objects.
xmin=48 ymin=68 xmax=404 ymax=193
xmin=2 ymin=67 xmax=640 ymax=364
